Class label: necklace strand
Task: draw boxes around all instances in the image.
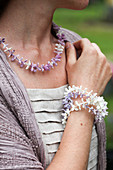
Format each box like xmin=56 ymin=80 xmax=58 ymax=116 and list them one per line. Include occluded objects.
xmin=0 ymin=29 xmax=66 ymax=72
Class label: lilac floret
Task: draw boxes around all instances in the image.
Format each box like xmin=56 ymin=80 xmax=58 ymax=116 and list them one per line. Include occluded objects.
xmin=46 ymin=64 xmax=51 ymax=71
xmin=30 ymin=62 xmax=34 ymax=72
xmin=62 ymin=100 xmax=67 ymax=105
xmin=55 ymin=54 xmax=61 ymax=59
xmin=58 ymin=40 xmax=65 ymax=45
xmin=37 ymin=66 xmax=42 ymax=71
xmin=70 ymin=92 xmax=75 ymax=98
xmin=41 ymin=64 xmax=45 ymax=72
xmin=61 ymin=33 xmax=66 ymax=40
xmin=47 ymin=62 xmax=53 ymax=69
xmin=8 ymin=50 xmax=15 ymax=58
xmin=18 ymin=57 xmax=23 ymax=66
xmin=33 ymin=64 xmax=38 ymax=72
xmin=11 ymin=54 xmax=17 ymax=61
xmin=54 ymin=51 xmax=63 ymax=55
xmin=29 ymin=63 xmax=38 ymax=72
xmin=54 ymin=58 xmax=61 ymax=62
xmin=52 ymin=24 xmax=61 ymax=32
xmin=80 ymin=93 xmax=85 ymax=98
xmin=74 ymin=92 xmax=79 ymax=98
xmin=85 ymin=105 xmax=88 ymax=109
xmin=57 ymin=34 xmax=62 ymax=40
xmin=18 ymin=58 xmax=27 ymax=68
xmin=44 ymin=64 xmax=49 ymax=71
xmin=64 ymin=103 xmax=71 ymax=109
xmin=51 ymin=59 xmax=57 ymax=66
xmin=67 ymin=92 xmax=72 ymax=98
xmin=0 ymin=37 xmax=5 ymax=44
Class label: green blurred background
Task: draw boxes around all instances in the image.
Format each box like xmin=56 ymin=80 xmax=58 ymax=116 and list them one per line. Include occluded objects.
xmin=53 ymin=0 xmax=113 ymax=169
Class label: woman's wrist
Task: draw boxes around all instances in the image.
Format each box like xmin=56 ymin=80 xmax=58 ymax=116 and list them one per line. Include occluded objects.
xmin=68 ymin=106 xmax=95 ymax=126
xmin=48 ymin=102 xmax=94 ymax=170
xmin=62 ymin=85 xmax=108 ymax=126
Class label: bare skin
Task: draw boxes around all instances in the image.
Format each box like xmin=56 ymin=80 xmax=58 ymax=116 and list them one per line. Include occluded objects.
xmin=47 ymin=40 xmax=112 ymax=170
xmin=0 ymin=0 xmax=67 ymax=89
xmin=0 ymin=0 xmax=112 ymax=169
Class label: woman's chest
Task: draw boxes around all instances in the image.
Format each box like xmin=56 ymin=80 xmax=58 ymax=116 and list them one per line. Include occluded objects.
xmin=7 ymin=53 xmax=68 ymax=89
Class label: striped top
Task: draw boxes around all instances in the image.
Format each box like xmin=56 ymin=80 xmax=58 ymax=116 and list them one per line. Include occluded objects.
xmin=26 ymin=84 xmax=98 ymax=169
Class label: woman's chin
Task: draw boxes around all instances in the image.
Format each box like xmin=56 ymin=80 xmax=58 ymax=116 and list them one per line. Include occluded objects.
xmin=67 ymin=0 xmax=89 ymax=10
xmin=78 ymin=1 xmax=89 ymax=10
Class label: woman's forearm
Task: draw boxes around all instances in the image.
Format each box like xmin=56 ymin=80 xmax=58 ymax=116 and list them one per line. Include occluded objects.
xmin=47 ymin=108 xmax=94 ymax=170
xmin=47 ymin=36 xmax=112 ymax=170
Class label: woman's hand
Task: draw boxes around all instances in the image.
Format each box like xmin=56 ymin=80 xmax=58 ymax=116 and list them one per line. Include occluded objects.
xmin=66 ymin=38 xmax=112 ymax=95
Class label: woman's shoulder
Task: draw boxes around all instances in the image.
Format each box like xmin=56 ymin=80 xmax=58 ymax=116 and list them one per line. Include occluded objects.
xmin=52 ymin=22 xmax=81 ymax=43
xmin=61 ymin=27 xmax=82 ymax=43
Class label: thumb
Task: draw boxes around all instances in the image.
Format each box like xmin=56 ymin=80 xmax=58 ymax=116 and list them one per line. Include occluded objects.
xmin=65 ymin=42 xmax=77 ymax=68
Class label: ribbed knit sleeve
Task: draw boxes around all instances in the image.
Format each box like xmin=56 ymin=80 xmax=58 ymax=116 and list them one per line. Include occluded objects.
xmin=0 ymin=49 xmax=46 ymax=169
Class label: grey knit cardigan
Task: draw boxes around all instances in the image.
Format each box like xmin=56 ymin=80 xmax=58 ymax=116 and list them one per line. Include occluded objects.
xmin=0 ymin=23 xmax=106 ymax=170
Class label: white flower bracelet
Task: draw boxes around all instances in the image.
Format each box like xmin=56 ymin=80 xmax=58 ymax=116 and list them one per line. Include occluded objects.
xmin=62 ymin=85 xmax=108 ymax=126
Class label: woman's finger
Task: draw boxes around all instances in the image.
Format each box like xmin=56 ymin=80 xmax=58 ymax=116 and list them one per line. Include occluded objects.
xmin=73 ymin=38 xmax=92 ymax=51
xmin=91 ymin=42 xmax=108 ymax=63
xmin=73 ymin=38 xmax=95 ymax=60
xmin=65 ymin=42 xmax=77 ymax=67
xmin=91 ymin=43 xmax=101 ymax=52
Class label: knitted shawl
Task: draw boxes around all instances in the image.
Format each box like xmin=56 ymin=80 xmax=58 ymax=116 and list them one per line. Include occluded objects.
xmin=0 ymin=23 xmax=106 ymax=169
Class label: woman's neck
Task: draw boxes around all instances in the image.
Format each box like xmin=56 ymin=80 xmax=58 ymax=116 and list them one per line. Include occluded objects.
xmin=0 ymin=0 xmax=56 ymax=50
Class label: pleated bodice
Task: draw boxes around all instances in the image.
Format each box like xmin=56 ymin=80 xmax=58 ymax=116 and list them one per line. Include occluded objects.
xmin=26 ymin=84 xmax=98 ymax=169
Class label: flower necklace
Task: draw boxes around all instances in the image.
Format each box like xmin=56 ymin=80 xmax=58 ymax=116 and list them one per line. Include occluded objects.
xmin=0 ymin=29 xmax=66 ymax=72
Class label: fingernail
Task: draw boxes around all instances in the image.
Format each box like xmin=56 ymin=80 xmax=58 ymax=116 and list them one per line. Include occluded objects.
xmin=66 ymin=42 xmax=71 ymax=49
